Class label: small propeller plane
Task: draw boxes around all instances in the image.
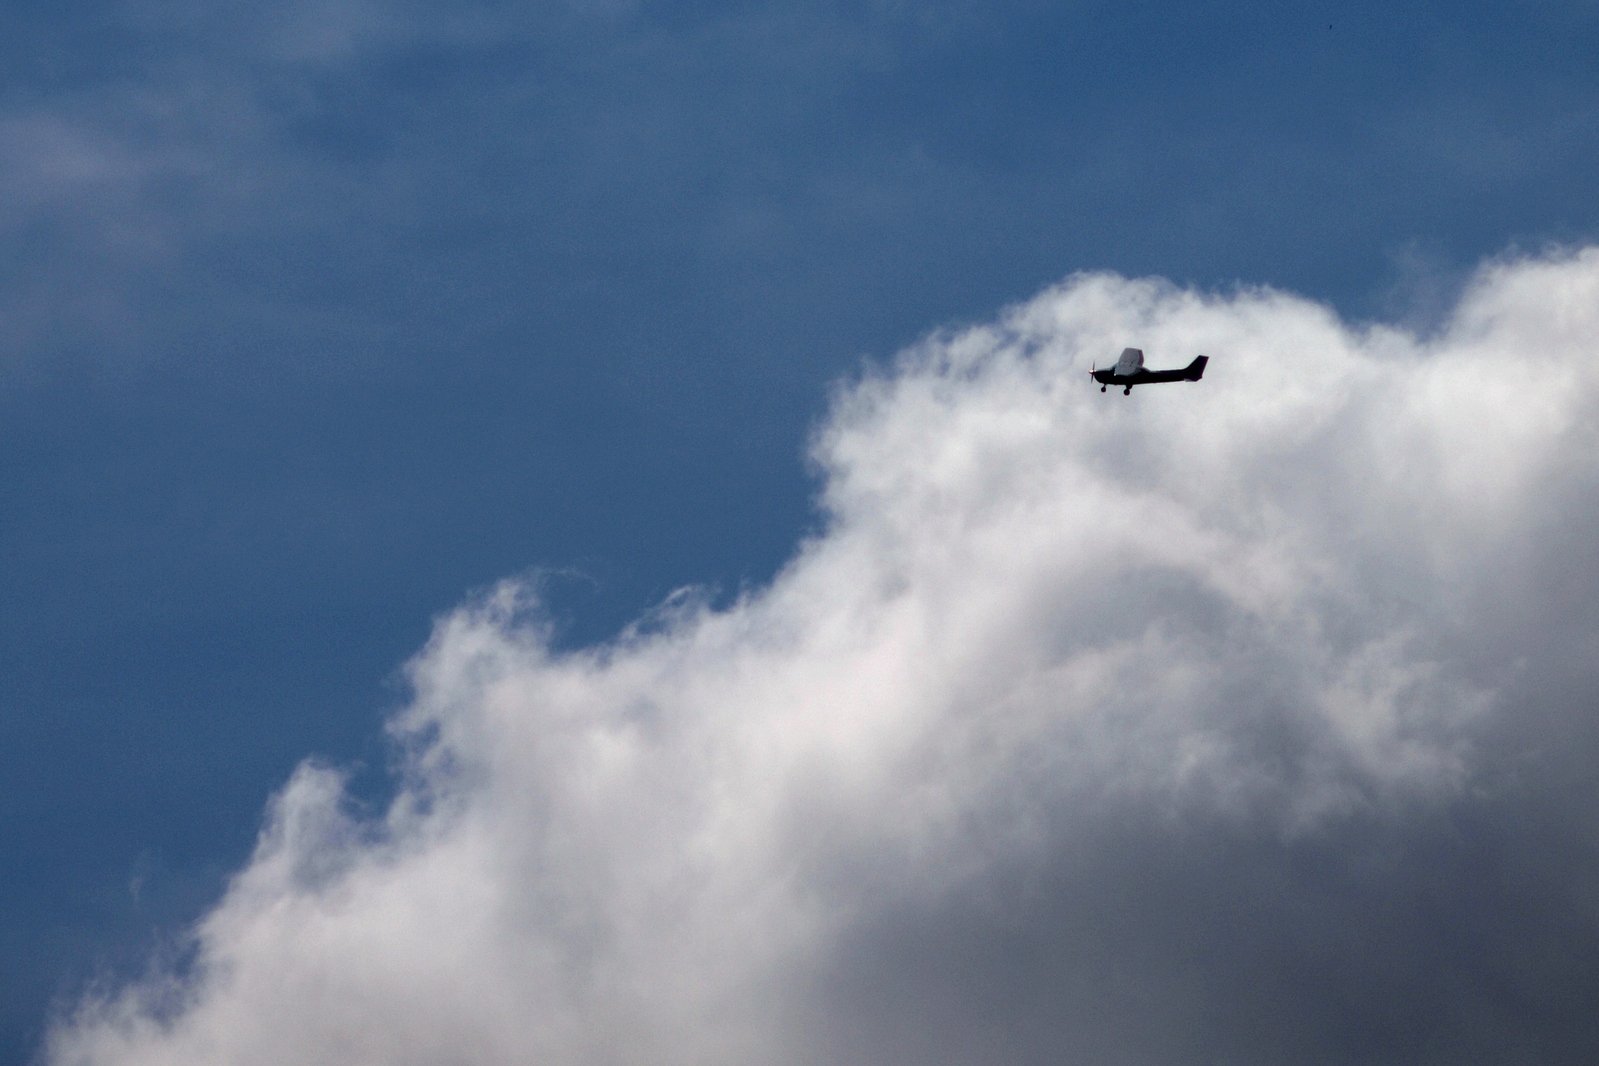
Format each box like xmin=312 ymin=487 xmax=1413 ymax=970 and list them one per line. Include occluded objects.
xmin=1091 ymin=348 xmax=1208 ymax=394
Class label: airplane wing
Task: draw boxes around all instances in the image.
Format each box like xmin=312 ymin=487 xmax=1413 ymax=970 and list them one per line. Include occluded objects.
xmin=1114 ymin=347 xmax=1144 ymax=375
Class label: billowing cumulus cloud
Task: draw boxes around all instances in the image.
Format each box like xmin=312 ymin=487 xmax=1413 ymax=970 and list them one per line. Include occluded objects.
xmin=48 ymin=250 xmax=1599 ymax=1064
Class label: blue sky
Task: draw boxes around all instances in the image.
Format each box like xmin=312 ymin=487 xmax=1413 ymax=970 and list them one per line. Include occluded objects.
xmin=6 ymin=2 xmax=1599 ymax=1062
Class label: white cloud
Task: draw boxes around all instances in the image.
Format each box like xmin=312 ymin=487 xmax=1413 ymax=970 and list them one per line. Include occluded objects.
xmin=47 ymin=249 xmax=1599 ymax=1064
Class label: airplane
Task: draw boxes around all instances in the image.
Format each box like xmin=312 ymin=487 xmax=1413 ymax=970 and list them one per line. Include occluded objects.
xmin=1091 ymin=348 xmax=1208 ymax=394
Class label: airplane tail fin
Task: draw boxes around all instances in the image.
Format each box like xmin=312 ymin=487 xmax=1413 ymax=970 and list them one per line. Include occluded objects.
xmin=1184 ymin=355 xmax=1208 ymax=381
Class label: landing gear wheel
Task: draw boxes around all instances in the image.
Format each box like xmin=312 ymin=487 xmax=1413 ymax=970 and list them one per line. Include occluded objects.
xmin=1123 ymin=386 xmax=1132 ymax=395
xmin=1100 ymin=385 xmax=1107 ymax=392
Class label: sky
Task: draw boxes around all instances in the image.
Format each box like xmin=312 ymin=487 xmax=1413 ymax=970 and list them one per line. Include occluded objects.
xmin=5 ymin=2 xmax=1599 ymax=1063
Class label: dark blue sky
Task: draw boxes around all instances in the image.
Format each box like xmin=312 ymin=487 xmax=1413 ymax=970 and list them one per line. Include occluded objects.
xmin=4 ymin=2 xmax=1598 ymax=1060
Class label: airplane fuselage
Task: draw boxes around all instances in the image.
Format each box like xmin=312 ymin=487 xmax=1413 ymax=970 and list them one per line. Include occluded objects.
xmin=1093 ymin=354 xmax=1208 ymax=394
